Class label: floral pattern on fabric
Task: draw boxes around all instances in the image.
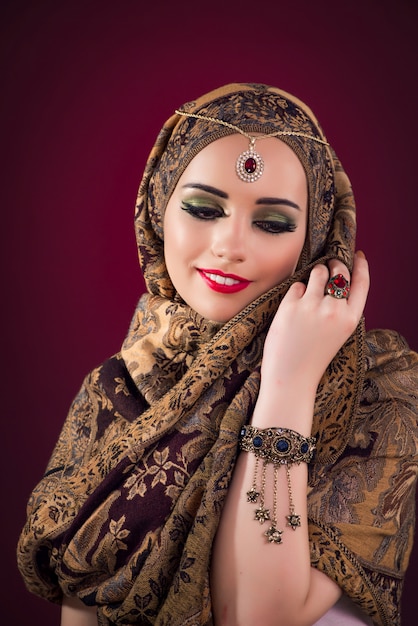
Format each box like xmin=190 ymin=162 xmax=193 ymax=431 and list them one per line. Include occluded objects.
xmin=17 ymin=84 xmax=418 ymax=626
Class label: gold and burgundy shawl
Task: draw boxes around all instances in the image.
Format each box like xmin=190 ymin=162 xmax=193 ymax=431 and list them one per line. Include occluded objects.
xmin=17 ymin=84 xmax=418 ymax=626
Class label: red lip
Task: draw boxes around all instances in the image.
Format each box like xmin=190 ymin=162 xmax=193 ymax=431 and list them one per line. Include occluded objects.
xmin=198 ymin=268 xmax=251 ymax=294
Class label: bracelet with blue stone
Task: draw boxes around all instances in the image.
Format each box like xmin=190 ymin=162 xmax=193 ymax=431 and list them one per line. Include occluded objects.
xmin=239 ymin=425 xmax=316 ymax=465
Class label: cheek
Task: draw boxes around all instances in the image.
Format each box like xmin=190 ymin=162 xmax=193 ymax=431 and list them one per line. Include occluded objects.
xmin=296 ymin=223 xmax=308 ymax=260
xmin=165 ymin=220 xmax=190 ymax=261
xmin=164 ymin=210 xmax=204 ymax=273
xmin=267 ymin=231 xmax=307 ymax=279
xmin=293 ymin=212 xmax=308 ymax=266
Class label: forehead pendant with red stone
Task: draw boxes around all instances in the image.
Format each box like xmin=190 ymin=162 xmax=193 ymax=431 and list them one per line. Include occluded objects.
xmin=175 ymin=108 xmax=330 ymax=184
xmin=236 ymin=137 xmax=264 ymax=183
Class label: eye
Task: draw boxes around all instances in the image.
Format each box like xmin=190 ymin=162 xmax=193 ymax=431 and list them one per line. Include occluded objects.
xmin=181 ymin=201 xmax=224 ymax=220
xmin=254 ymin=219 xmax=297 ymax=234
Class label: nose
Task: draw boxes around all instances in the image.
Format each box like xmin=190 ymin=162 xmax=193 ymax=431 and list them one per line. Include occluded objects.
xmin=211 ymin=217 xmax=246 ymax=263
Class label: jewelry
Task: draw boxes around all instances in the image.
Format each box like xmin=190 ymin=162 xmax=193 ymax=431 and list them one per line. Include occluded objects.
xmin=235 ymin=137 xmax=264 ymax=183
xmin=240 ymin=425 xmax=316 ymax=464
xmin=175 ymin=109 xmax=329 ymax=183
xmin=239 ymin=426 xmax=316 ymax=544
xmin=325 ymin=273 xmax=350 ymax=299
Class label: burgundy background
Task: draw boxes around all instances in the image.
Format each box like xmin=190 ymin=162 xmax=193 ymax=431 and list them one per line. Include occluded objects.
xmin=1 ymin=1 xmax=417 ymax=624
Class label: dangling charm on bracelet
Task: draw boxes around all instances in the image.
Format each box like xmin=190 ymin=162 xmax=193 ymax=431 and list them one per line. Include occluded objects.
xmin=239 ymin=425 xmax=316 ymax=544
xmin=285 ymin=464 xmax=301 ymax=530
xmin=265 ymin=464 xmax=283 ymax=544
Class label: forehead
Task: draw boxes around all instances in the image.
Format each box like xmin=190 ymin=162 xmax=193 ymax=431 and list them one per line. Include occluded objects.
xmin=175 ymin=133 xmax=308 ymax=194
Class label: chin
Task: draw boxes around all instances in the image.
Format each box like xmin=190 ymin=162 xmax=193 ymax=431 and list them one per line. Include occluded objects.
xmin=196 ymin=306 xmax=243 ymax=325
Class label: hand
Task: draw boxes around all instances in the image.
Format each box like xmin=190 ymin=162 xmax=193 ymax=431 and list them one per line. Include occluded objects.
xmin=259 ymin=251 xmax=370 ymax=397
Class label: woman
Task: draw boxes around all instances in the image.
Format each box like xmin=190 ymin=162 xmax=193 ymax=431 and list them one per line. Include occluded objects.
xmin=17 ymin=83 xmax=418 ymax=625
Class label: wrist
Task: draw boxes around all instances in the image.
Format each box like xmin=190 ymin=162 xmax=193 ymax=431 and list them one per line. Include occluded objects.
xmin=252 ymin=384 xmax=316 ymax=435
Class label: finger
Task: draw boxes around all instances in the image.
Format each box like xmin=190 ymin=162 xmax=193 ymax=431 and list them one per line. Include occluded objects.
xmin=345 ymin=250 xmax=370 ymax=312
xmin=327 ymin=259 xmax=350 ymax=283
xmin=281 ymin=280 xmax=306 ymax=303
xmin=304 ymin=264 xmax=329 ymax=298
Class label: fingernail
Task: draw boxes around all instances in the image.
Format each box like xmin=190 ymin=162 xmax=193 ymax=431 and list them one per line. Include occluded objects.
xmin=356 ymin=250 xmax=366 ymax=259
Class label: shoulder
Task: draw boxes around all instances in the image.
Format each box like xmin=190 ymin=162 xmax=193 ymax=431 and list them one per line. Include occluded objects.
xmin=360 ymin=329 xmax=418 ymax=452
xmin=364 ymin=328 xmax=418 ymax=381
xmin=365 ymin=327 xmax=415 ymax=356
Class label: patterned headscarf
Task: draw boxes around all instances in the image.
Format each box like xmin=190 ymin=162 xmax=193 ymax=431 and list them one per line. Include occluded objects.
xmin=121 ymin=83 xmax=360 ymax=413
xmin=20 ymin=84 xmax=417 ymax=626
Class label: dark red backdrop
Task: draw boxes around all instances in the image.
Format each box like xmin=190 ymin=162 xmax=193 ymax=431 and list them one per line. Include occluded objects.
xmin=2 ymin=1 xmax=417 ymax=623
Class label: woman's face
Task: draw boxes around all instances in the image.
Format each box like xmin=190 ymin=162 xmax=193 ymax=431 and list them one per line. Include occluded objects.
xmin=163 ymin=133 xmax=308 ymax=323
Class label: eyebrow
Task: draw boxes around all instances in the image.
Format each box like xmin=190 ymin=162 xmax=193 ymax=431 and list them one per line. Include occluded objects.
xmin=182 ymin=183 xmax=228 ymax=199
xmin=256 ymin=197 xmax=301 ymax=210
xmin=181 ymin=183 xmax=300 ymax=210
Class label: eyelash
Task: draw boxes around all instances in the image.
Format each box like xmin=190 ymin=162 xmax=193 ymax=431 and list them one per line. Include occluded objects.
xmin=181 ymin=202 xmax=297 ymax=235
xmin=181 ymin=202 xmax=222 ymax=220
xmin=254 ymin=220 xmax=297 ymax=234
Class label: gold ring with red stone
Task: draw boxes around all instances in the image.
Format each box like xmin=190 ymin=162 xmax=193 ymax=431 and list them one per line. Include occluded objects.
xmin=325 ymin=274 xmax=350 ymax=299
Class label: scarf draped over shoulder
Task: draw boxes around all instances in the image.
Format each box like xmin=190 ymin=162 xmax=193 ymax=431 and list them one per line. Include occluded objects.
xmin=17 ymin=84 xmax=418 ymax=626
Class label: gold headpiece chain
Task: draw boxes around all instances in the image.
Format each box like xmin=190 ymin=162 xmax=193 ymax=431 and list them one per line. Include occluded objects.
xmin=175 ymin=108 xmax=329 ymax=184
xmin=175 ymin=109 xmax=329 ymax=146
